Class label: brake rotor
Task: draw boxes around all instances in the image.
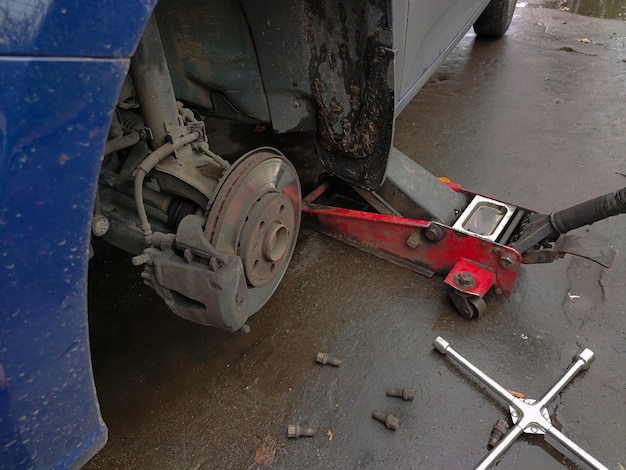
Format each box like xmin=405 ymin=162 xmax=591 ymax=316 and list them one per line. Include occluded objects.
xmin=205 ymin=147 xmax=301 ymax=314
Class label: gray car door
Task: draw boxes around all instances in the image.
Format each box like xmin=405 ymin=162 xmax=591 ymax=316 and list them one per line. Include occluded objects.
xmin=393 ymin=0 xmax=490 ymax=114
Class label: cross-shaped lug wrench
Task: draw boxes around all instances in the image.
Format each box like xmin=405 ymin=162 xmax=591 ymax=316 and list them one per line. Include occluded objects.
xmin=433 ymin=336 xmax=608 ymax=470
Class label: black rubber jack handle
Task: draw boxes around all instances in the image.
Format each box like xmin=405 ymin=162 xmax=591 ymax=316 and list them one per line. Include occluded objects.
xmin=511 ymin=186 xmax=626 ymax=255
xmin=551 ymin=186 xmax=626 ymax=234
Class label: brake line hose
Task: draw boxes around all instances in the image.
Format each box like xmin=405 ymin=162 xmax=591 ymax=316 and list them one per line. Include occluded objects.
xmin=133 ymin=131 xmax=201 ymax=245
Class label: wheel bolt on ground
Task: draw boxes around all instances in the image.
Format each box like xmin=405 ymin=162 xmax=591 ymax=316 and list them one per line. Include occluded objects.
xmin=316 ymin=352 xmax=342 ymax=367
xmin=387 ymin=387 xmax=415 ymax=401
xmin=372 ymin=410 xmax=400 ymax=430
xmin=487 ymin=419 xmax=509 ymax=449
xmin=287 ymin=424 xmax=316 ymax=439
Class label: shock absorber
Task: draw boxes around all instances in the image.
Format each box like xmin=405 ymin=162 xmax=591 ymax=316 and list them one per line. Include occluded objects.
xmin=129 ymin=14 xmax=181 ymax=150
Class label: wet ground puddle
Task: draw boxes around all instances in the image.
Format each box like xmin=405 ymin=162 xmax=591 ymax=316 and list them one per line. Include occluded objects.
xmin=523 ymin=0 xmax=626 ymax=19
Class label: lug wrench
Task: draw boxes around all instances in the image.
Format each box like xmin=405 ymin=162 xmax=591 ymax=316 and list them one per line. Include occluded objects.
xmin=433 ymin=337 xmax=608 ymax=470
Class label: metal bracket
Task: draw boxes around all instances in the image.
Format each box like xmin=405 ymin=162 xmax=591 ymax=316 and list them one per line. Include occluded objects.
xmin=434 ymin=337 xmax=609 ymax=470
xmin=522 ymin=234 xmax=616 ymax=268
xmin=444 ymin=258 xmax=495 ymax=298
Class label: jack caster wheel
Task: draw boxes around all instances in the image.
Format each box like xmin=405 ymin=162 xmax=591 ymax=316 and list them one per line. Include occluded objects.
xmin=205 ymin=147 xmax=301 ymax=315
xmin=448 ymin=288 xmax=487 ymax=320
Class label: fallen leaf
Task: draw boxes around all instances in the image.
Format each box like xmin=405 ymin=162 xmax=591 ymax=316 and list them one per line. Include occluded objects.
xmin=254 ymin=435 xmax=286 ymax=466
xmin=255 ymin=446 xmax=275 ymax=466
xmin=326 ymin=429 xmax=333 ymax=441
xmin=578 ymin=38 xmax=591 ymax=43
xmin=506 ymin=388 xmax=526 ymax=399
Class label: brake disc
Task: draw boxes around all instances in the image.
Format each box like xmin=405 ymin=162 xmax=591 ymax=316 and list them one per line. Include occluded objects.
xmin=205 ymin=147 xmax=301 ymax=315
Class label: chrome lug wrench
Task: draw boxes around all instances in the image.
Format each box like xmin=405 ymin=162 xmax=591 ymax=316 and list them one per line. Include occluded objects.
xmin=433 ymin=336 xmax=608 ymax=470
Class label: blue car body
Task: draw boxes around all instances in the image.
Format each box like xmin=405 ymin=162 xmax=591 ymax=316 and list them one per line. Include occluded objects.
xmin=0 ymin=2 xmax=157 ymax=467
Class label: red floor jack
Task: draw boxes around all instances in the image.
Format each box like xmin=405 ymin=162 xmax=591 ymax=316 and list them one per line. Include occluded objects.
xmin=303 ymin=148 xmax=625 ymax=318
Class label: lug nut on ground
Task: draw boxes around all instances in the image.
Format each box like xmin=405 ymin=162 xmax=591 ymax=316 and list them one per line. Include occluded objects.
xmin=371 ymin=410 xmax=400 ymax=430
xmin=487 ymin=419 xmax=509 ymax=449
xmin=387 ymin=387 xmax=415 ymax=401
xmin=287 ymin=424 xmax=316 ymax=439
xmin=316 ymin=352 xmax=342 ymax=367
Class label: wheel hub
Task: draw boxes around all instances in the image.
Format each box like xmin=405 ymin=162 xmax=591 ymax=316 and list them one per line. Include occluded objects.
xmin=239 ymin=192 xmax=295 ymax=287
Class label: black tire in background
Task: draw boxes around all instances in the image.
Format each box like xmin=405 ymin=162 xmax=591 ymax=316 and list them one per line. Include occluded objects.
xmin=473 ymin=0 xmax=517 ymax=38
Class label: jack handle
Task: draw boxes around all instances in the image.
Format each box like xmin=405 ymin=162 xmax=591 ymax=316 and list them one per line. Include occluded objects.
xmin=512 ymin=186 xmax=626 ymax=254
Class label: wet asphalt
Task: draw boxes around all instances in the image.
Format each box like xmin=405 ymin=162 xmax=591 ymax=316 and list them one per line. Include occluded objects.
xmin=85 ymin=3 xmax=626 ymax=470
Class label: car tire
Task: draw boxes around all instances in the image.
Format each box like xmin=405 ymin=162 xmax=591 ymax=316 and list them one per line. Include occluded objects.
xmin=473 ymin=0 xmax=516 ymax=38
